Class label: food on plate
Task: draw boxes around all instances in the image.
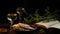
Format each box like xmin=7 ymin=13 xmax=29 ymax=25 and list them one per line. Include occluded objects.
xmin=12 ymin=23 xmax=35 ymax=31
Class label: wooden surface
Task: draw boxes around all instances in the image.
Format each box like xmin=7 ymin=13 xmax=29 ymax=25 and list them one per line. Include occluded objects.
xmin=0 ymin=28 xmax=17 ymax=34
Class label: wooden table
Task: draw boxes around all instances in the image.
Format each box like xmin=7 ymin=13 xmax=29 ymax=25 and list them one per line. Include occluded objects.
xmin=0 ymin=28 xmax=17 ymax=34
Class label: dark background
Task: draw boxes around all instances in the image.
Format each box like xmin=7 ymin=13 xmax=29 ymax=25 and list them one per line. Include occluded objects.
xmin=0 ymin=0 xmax=60 ymax=20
